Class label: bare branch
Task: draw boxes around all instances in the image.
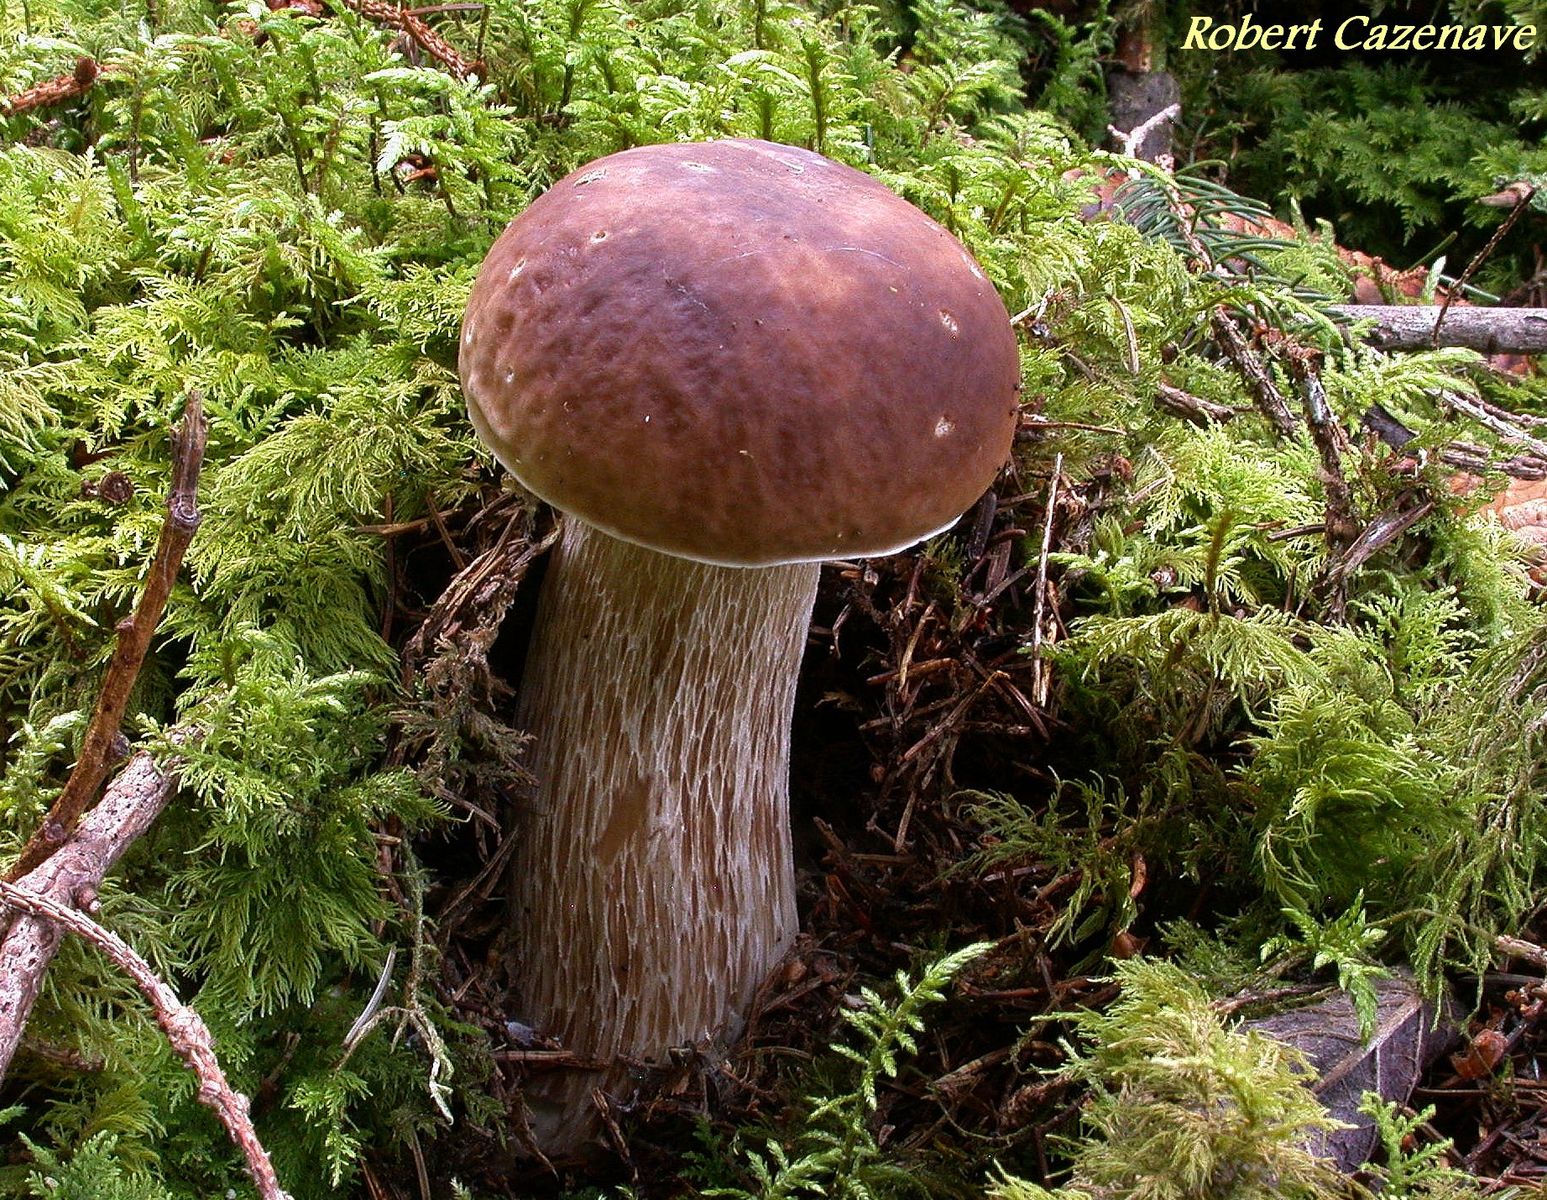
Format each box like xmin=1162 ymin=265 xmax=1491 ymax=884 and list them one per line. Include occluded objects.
xmin=1362 ymin=403 xmax=1547 ymax=480
xmin=1497 ymin=934 xmax=1547 ymax=970
xmin=1329 ymin=305 xmax=1547 ymax=355
xmin=1442 ymin=390 xmax=1547 ymax=459
xmin=0 ymin=741 xmax=188 ymax=1077
xmin=0 ymin=879 xmax=289 ymax=1200
xmin=403 ymin=508 xmax=556 ymax=684
xmin=1155 ymin=381 xmax=1236 ymax=425
xmin=1287 ymin=350 xmax=1358 ymax=618
xmin=336 ymin=0 xmax=477 ymax=78
xmin=1211 ymin=312 xmax=1299 ymax=439
xmin=1288 ymin=351 xmax=1358 ymax=544
xmin=1144 ymin=168 xmax=1300 ymax=438
xmin=9 ymin=393 xmax=207 ymax=880
xmin=1108 ymin=102 xmax=1180 ymax=160
xmin=0 ymin=57 xmax=100 ymax=118
xmin=1326 ymin=496 xmax=1436 ymax=584
xmin=1029 ymin=453 xmax=1062 ymax=707
xmin=1433 ymin=182 xmax=1536 ymax=343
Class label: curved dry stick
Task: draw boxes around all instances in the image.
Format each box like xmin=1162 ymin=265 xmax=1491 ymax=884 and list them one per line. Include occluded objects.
xmin=0 ymin=879 xmax=289 ymax=1200
xmin=337 ymin=0 xmax=475 ymax=78
xmin=0 ymin=57 xmax=100 ymax=118
xmin=1108 ymin=102 xmax=1180 ymax=160
xmin=0 ymin=745 xmax=186 ymax=1077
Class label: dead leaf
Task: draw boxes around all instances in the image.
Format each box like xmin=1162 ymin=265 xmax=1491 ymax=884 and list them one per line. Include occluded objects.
xmin=1450 ymin=1027 xmax=1509 ymax=1080
xmin=1249 ymin=973 xmax=1460 ymax=1172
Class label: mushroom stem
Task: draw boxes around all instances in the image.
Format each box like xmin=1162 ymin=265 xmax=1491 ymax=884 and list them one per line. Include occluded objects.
xmin=512 ymin=514 xmax=818 ymax=1151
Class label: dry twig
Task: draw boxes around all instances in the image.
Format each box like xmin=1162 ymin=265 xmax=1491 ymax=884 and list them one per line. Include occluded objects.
xmin=1148 ymin=169 xmax=1300 ymax=437
xmin=1286 ymin=349 xmax=1358 ymax=571
xmin=1432 ymin=182 xmax=1537 ymax=345
xmin=1209 ymin=311 xmax=1298 ymax=439
xmin=403 ymin=504 xmax=553 ymax=682
xmin=1496 ymin=934 xmax=1547 ymax=972
xmin=1155 ymin=381 xmax=1236 ymax=425
xmin=1328 ymin=304 xmax=1547 ymax=355
xmin=0 ymin=743 xmax=190 ymax=1077
xmin=1442 ymin=390 xmax=1547 ymax=459
xmin=1325 ymin=495 xmax=1436 ymax=586
xmin=0 ymin=879 xmax=288 ymax=1199
xmin=9 ymin=392 xmax=207 ymax=880
xmin=1362 ymin=403 xmax=1547 ymax=481
xmin=1108 ymin=102 xmax=1180 ymax=161
xmin=1029 ymin=453 xmax=1061 ymax=706
xmin=0 ymin=57 xmax=100 ymax=118
xmin=336 ymin=0 xmax=477 ymax=78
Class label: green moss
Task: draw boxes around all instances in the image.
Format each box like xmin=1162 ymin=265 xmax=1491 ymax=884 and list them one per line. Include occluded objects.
xmin=2 ymin=0 xmax=1545 ymax=1192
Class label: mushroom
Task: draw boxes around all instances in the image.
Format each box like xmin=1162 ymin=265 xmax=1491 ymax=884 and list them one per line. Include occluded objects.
xmin=459 ymin=137 xmax=1020 ymax=1152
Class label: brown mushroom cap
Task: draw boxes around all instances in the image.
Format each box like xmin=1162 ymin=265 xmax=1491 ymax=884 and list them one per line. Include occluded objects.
xmin=460 ymin=138 xmax=1021 ymax=566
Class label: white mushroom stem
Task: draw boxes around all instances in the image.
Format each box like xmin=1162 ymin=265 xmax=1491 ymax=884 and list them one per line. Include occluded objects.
xmin=512 ymin=514 xmax=818 ymax=1151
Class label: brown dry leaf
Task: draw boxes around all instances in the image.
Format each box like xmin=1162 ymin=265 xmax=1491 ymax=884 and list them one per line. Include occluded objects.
xmin=1450 ymin=1027 xmax=1509 ymax=1080
xmin=1487 ymin=478 xmax=1547 ymax=547
xmin=1249 ymin=974 xmax=1459 ymax=1172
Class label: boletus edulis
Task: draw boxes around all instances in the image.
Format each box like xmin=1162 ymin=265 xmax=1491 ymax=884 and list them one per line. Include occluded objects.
xmin=459 ymin=137 xmax=1020 ymax=1153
